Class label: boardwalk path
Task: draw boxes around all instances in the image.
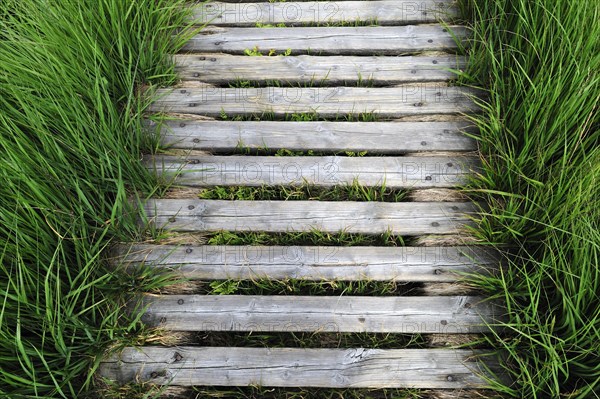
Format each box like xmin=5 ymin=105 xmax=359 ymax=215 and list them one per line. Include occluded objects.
xmin=100 ymin=0 xmax=504 ymax=395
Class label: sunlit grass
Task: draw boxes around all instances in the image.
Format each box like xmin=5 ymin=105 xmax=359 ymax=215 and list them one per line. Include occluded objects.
xmin=0 ymin=0 xmax=194 ymax=397
xmin=458 ymin=0 xmax=600 ymax=397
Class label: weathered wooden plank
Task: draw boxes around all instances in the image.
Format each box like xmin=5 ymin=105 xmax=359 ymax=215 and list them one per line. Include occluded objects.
xmin=99 ymin=347 xmax=497 ymax=388
xmin=194 ymin=1 xmax=459 ymax=26
xmin=114 ymin=245 xmax=498 ymax=282
xmin=149 ymin=86 xmax=478 ymax=117
xmin=149 ymin=155 xmax=478 ymax=188
xmin=142 ymin=200 xmax=477 ymax=235
xmin=182 ymin=26 xmax=468 ymax=54
xmin=176 ymin=54 xmax=466 ymax=84
xmin=137 ymin=295 xmax=497 ymax=333
xmin=155 ymin=120 xmax=478 ymax=153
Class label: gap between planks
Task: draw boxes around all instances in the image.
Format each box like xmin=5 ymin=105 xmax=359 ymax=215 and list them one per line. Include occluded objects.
xmin=192 ymin=1 xmax=459 ymax=27
xmin=158 ymin=387 xmax=498 ymax=399
xmin=142 ymin=199 xmax=478 ymax=235
xmin=98 ymin=347 xmax=501 ymax=388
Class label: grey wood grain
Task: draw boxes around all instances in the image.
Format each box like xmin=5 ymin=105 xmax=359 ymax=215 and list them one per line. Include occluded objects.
xmin=153 ymin=120 xmax=478 ymax=153
xmin=175 ymin=54 xmax=466 ymax=84
xmin=149 ymin=86 xmax=479 ymax=118
xmin=99 ymin=347 xmax=498 ymax=388
xmin=193 ymin=1 xmax=459 ymax=26
xmin=182 ymin=26 xmax=469 ymax=54
xmin=149 ymin=155 xmax=478 ymax=188
xmin=136 ymin=295 xmax=497 ymax=333
xmin=142 ymin=200 xmax=478 ymax=235
xmin=114 ymin=245 xmax=498 ymax=282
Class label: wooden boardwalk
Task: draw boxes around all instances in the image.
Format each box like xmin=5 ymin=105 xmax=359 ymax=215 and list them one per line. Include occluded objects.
xmin=101 ymin=0 xmax=505 ymax=395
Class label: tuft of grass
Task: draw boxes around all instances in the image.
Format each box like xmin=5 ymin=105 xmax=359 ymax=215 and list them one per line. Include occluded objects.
xmin=206 ymin=230 xmax=406 ymax=247
xmin=219 ymin=110 xmax=380 ymax=122
xmin=186 ymin=387 xmax=424 ymax=399
xmin=459 ymin=0 xmax=600 ymax=397
xmin=197 ymin=182 xmax=407 ymax=202
xmin=204 ymin=278 xmax=418 ymax=297
xmin=0 ymin=0 xmax=194 ymax=397
xmin=110 ymin=386 xmax=426 ymax=399
xmin=244 ymin=46 xmax=292 ymax=56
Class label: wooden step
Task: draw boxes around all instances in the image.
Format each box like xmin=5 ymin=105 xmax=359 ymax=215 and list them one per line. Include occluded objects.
xmin=137 ymin=295 xmax=497 ymax=333
xmin=99 ymin=347 xmax=498 ymax=388
xmin=155 ymin=120 xmax=477 ymax=153
xmin=176 ymin=54 xmax=466 ymax=84
xmin=193 ymin=1 xmax=459 ymax=27
xmin=183 ymin=26 xmax=468 ymax=54
xmin=142 ymin=200 xmax=477 ymax=235
xmin=115 ymin=245 xmax=497 ymax=282
xmin=150 ymin=155 xmax=478 ymax=188
xmin=150 ymin=86 xmax=478 ymax=118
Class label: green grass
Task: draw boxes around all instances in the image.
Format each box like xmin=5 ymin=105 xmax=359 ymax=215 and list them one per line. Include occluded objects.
xmin=218 ymin=110 xmax=380 ymax=122
xmin=206 ymin=230 xmax=406 ymax=248
xmin=101 ymin=386 xmax=427 ymax=399
xmin=198 ymin=278 xmax=418 ymax=297
xmin=196 ymin=182 xmax=407 ymax=202
xmin=227 ymin=75 xmax=376 ymax=88
xmin=254 ymin=19 xmax=379 ymax=28
xmin=458 ymin=0 xmax=600 ymax=397
xmin=0 ymin=0 xmax=193 ymax=397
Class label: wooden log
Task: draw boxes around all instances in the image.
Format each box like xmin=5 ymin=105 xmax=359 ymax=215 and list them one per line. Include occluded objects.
xmin=193 ymin=1 xmax=459 ymax=26
xmin=99 ymin=346 xmax=498 ymax=388
xmin=149 ymin=155 xmax=478 ymax=188
xmin=154 ymin=120 xmax=478 ymax=153
xmin=182 ymin=26 xmax=469 ymax=54
xmin=136 ymin=295 xmax=498 ymax=333
xmin=175 ymin=54 xmax=467 ymax=84
xmin=142 ymin=200 xmax=478 ymax=235
xmin=149 ymin=86 xmax=479 ymax=118
xmin=114 ymin=245 xmax=498 ymax=282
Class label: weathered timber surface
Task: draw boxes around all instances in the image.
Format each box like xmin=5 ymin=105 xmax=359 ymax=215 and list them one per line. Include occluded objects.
xmin=149 ymin=155 xmax=478 ymax=188
xmin=149 ymin=86 xmax=479 ymax=117
xmin=182 ymin=26 xmax=469 ymax=54
xmin=154 ymin=120 xmax=478 ymax=153
xmin=142 ymin=200 xmax=478 ymax=235
xmin=99 ymin=347 xmax=498 ymax=388
xmin=193 ymin=1 xmax=459 ymax=26
xmin=175 ymin=54 xmax=466 ymax=84
xmin=114 ymin=245 xmax=497 ymax=282
xmin=136 ymin=294 xmax=498 ymax=333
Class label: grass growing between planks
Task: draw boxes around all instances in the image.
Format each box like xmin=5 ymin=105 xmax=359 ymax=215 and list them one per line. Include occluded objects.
xmin=459 ymin=0 xmax=600 ymax=397
xmin=0 ymin=0 xmax=194 ymax=397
